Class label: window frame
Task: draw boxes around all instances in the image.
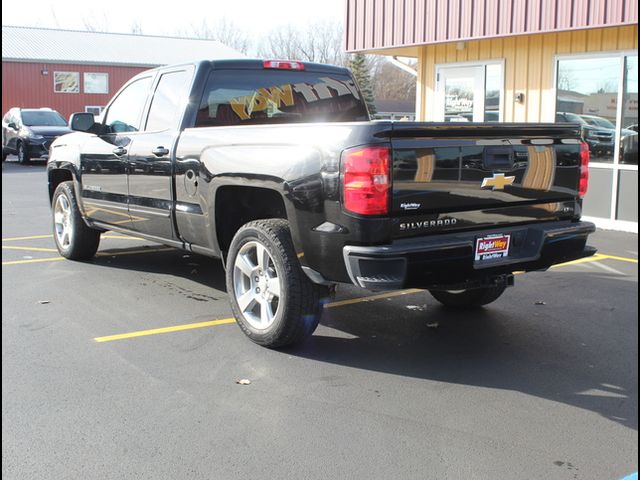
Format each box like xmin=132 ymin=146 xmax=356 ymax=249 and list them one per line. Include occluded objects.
xmin=143 ymin=65 xmax=195 ymax=133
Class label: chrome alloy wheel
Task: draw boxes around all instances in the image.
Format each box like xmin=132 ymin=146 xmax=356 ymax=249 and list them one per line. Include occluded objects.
xmin=54 ymin=193 xmax=73 ymax=250
xmin=233 ymin=240 xmax=282 ymax=329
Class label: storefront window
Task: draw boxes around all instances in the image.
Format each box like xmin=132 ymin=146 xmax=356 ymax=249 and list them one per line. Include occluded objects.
xmin=556 ymin=56 xmax=620 ymax=163
xmin=484 ymin=64 xmax=501 ymax=122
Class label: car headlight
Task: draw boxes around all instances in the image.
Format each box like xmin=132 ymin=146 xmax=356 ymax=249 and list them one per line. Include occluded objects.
xmin=585 ymin=130 xmax=599 ymax=139
xmin=22 ymin=128 xmax=44 ymax=140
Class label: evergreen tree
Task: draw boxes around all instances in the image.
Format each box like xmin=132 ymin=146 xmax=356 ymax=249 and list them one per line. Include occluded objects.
xmin=349 ymin=54 xmax=377 ymax=115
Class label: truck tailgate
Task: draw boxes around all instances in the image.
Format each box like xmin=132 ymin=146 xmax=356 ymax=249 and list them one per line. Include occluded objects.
xmin=389 ymin=123 xmax=584 ymax=237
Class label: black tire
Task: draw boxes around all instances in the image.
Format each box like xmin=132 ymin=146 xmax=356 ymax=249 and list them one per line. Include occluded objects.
xmin=17 ymin=141 xmax=30 ymax=164
xmin=429 ymin=285 xmax=507 ymax=309
xmin=52 ymin=181 xmax=101 ymax=260
xmin=226 ymin=219 xmax=326 ymax=348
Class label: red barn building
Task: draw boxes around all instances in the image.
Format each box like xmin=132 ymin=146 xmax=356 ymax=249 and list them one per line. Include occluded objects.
xmin=2 ymin=26 xmax=243 ymax=119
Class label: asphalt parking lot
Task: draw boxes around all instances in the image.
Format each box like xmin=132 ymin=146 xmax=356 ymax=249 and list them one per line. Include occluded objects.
xmin=2 ymin=158 xmax=638 ymax=480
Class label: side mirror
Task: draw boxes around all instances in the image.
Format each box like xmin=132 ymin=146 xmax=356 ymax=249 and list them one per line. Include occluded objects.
xmin=69 ymin=112 xmax=96 ymax=132
xmin=7 ymin=122 xmax=17 ymax=130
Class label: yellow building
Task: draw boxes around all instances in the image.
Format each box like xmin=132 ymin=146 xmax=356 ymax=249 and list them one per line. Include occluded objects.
xmin=346 ymin=0 xmax=638 ymax=231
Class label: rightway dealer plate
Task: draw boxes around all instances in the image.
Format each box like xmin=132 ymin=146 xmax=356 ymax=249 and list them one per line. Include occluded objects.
xmin=475 ymin=234 xmax=511 ymax=262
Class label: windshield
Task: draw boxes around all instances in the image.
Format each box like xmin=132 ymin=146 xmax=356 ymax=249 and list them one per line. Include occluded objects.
xmin=196 ymin=69 xmax=369 ymax=127
xmin=21 ymin=111 xmax=67 ymax=127
xmin=562 ymin=112 xmax=588 ymax=125
xmin=582 ymin=116 xmax=616 ymax=129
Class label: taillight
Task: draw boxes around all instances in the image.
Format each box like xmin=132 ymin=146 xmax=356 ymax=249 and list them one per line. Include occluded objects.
xmin=263 ymin=60 xmax=305 ymax=70
xmin=579 ymin=141 xmax=590 ymax=198
xmin=342 ymin=146 xmax=390 ymax=215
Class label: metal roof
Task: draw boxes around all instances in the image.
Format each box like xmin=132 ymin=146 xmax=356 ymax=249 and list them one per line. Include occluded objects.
xmin=2 ymin=26 xmax=244 ymax=66
xmin=345 ymin=0 xmax=639 ymax=53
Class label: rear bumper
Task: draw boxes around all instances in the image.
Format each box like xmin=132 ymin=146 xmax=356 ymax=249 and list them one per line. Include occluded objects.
xmin=343 ymin=220 xmax=596 ymax=291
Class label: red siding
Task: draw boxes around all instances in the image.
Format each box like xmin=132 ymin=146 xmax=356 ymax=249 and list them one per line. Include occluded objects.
xmin=345 ymin=0 xmax=639 ymax=52
xmin=2 ymin=62 xmax=149 ymax=119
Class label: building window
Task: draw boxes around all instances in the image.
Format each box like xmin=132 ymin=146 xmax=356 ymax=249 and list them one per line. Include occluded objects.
xmin=84 ymin=73 xmax=109 ymax=94
xmin=85 ymin=106 xmax=104 ymax=116
xmin=556 ymin=52 xmax=638 ymax=225
xmin=435 ymin=61 xmax=503 ymax=122
xmin=53 ymin=72 xmax=79 ymax=93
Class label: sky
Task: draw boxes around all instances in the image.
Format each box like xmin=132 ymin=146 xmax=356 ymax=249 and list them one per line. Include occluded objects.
xmin=1 ymin=0 xmax=345 ymax=39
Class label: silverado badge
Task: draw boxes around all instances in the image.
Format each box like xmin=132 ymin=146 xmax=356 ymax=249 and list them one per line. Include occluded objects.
xmin=481 ymin=173 xmax=516 ymax=190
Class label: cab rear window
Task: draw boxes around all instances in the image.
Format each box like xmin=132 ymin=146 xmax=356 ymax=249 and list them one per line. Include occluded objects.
xmin=195 ymin=69 xmax=369 ymax=127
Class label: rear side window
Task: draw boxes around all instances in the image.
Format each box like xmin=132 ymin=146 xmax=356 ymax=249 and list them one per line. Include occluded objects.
xmin=195 ymin=69 xmax=369 ymax=127
xmin=145 ymin=69 xmax=193 ymax=132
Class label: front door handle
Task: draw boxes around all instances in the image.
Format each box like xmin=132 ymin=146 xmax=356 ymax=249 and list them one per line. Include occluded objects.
xmin=112 ymin=146 xmax=127 ymax=156
xmin=152 ymin=146 xmax=170 ymax=157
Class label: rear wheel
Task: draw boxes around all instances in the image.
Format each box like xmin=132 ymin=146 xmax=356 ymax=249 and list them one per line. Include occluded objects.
xmin=17 ymin=142 xmax=30 ymax=164
xmin=226 ymin=219 xmax=326 ymax=348
xmin=429 ymin=285 xmax=507 ymax=309
xmin=52 ymin=181 xmax=101 ymax=260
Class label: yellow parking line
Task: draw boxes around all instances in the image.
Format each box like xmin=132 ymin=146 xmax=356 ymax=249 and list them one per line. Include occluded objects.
xmin=89 ymin=250 xmax=637 ymax=343
xmin=2 ymin=256 xmax=64 ymax=265
xmin=550 ymin=254 xmax=608 ymax=268
xmin=2 ymin=245 xmax=58 ymax=253
xmin=598 ymin=253 xmax=638 ymax=264
xmin=325 ymin=289 xmax=422 ymax=308
xmin=94 ymin=318 xmax=237 ymax=342
xmin=2 ymin=234 xmax=52 ymax=242
xmin=2 ymin=247 xmax=174 ymax=265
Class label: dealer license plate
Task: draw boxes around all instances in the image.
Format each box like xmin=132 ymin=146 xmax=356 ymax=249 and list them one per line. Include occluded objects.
xmin=475 ymin=234 xmax=511 ymax=262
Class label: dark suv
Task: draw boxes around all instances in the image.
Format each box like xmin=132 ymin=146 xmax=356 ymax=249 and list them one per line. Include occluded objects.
xmin=2 ymin=108 xmax=71 ymax=163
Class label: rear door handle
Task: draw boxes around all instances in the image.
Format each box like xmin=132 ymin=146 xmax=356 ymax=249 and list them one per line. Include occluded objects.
xmin=112 ymin=146 xmax=127 ymax=156
xmin=152 ymin=146 xmax=170 ymax=157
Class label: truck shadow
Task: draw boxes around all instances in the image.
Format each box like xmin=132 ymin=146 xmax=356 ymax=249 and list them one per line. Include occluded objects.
xmin=87 ymin=248 xmax=637 ymax=431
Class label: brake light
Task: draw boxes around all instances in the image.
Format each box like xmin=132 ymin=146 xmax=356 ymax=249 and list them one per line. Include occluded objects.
xmin=342 ymin=146 xmax=390 ymax=215
xmin=263 ymin=60 xmax=305 ymax=70
xmin=579 ymin=141 xmax=590 ymax=198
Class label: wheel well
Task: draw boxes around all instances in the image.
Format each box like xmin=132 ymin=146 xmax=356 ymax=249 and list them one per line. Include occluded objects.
xmin=216 ymin=186 xmax=287 ymax=254
xmin=48 ymin=169 xmax=73 ymax=203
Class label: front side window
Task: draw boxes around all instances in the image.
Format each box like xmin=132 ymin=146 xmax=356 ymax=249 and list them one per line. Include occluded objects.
xmin=145 ymin=69 xmax=193 ymax=132
xmin=103 ymin=76 xmax=153 ymax=133
xmin=195 ymin=69 xmax=369 ymax=127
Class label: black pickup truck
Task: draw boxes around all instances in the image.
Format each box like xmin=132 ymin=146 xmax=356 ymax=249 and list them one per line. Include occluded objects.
xmin=47 ymin=59 xmax=596 ymax=347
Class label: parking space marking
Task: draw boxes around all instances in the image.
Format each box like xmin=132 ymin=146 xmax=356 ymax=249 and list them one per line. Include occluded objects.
xmin=90 ymin=251 xmax=638 ymax=343
xmin=94 ymin=318 xmax=237 ymax=343
xmin=2 ymin=234 xmax=53 ymax=242
xmin=2 ymin=246 xmax=174 ymax=265
xmin=2 ymin=245 xmax=59 ymax=253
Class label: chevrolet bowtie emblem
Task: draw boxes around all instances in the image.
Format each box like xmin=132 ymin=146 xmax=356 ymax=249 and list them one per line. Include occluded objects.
xmin=481 ymin=173 xmax=516 ymax=190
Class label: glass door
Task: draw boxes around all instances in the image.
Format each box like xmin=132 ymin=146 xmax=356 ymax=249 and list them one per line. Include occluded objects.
xmin=436 ymin=66 xmax=485 ymax=122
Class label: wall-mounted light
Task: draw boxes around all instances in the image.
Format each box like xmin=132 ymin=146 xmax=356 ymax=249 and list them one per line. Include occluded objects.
xmin=456 ymin=42 xmax=466 ymax=51
xmin=515 ymin=92 xmax=525 ymax=103
xmin=41 ymin=69 xmax=49 ymax=76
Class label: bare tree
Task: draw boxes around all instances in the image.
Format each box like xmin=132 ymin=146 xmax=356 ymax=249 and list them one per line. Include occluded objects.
xmin=257 ymin=20 xmax=347 ymax=66
xmin=130 ymin=20 xmax=144 ymax=35
xmin=82 ymin=13 xmax=110 ymax=33
xmin=179 ymin=17 xmax=251 ymax=54
xmin=372 ymin=59 xmax=417 ymax=101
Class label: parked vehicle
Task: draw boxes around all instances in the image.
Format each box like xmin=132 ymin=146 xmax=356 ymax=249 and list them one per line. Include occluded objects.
xmin=556 ymin=112 xmax=614 ymax=157
xmin=2 ymin=108 xmax=71 ymax=163
xmin=621 ymin=124 xmax=638 ymax=164
xmin=47 ymin=59 xmax=596 ymax=347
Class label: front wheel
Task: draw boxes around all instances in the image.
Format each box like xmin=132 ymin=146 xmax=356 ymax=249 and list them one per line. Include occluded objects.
xmin=17 ymin=142 xmax=30 ymax=164
xmin=226 ymin=219 xmax=326 ymax=348
xmin=429 ymin=285 xmax=507 ymax=309
xmin=52 ymin=181 xmax=101 ymax=260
